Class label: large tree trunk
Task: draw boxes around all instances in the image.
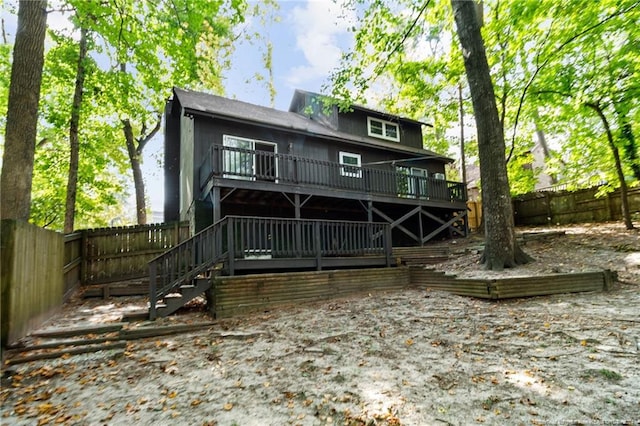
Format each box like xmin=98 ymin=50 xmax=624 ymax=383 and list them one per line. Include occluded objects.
xmin=123 ymin=119 xmax=147 ymax=225
xmin=64 ymin=27 xmax=88 ymax=233
xmin=451 ymin=0 xmax=531 ymax=270
xmin=586 ymin=101 xmax=634 ymax=230
xmin=0 ymin=0 xmax=47 ymax=221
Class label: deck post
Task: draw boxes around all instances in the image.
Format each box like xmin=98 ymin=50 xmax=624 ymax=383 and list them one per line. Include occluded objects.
xmin=314 ymin=221 xmax=322 ymax=270
xmin=227 ymin=217 xmax=235 ymax=276
xmin=211 ymin=187 xmax=221 ymax=223
xmin=418 ymin=207 xmax=424 ymax=247
xmin=384 ymin=225 xmax=393 ymax=267
xmin=295 ymin=195 xmax=302 ymax=258
xmin=149 ymin=262 xmax=157 ymax=320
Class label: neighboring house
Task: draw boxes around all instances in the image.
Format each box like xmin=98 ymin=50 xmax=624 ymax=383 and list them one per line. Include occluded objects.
xmin=164 ymin=87 xmax=467 ymax=246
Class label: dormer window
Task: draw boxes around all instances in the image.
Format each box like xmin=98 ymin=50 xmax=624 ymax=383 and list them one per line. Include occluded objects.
xmin=367 ymin=117 xmax=400 ymax=142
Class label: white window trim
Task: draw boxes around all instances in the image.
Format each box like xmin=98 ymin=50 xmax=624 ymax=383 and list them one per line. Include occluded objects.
xmin=222 ymin=135 xmax=278 ymax=181
xmin=339 ymin=151 xmax=362 ymax=178
xmin=367 ymin=116 xmax=400 ymax=142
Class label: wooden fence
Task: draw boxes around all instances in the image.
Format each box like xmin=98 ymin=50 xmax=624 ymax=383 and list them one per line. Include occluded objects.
xmin=2 ymin=220 xmax=64 ymax=346
xmin=80 ymin=222 xmax=189 ymax=284
xmin=513 ymin=186 xmax=640 ymax=226
xmin=60 ymin=222 xmax=190 ymax=288
xmin=63 ymin=232 xmax=82 ymax=299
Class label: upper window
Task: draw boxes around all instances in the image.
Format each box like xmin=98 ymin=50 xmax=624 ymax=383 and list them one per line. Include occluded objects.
xmin=339 ymin=151 xmax=362 ymax=178
xmin=367 ymin=117 xmax=400 ymax=142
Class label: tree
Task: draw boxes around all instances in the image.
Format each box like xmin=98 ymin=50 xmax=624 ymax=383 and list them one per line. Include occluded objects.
xmin=450 ymin=0 xmax=531 ymax=269
xmin=0 ymin=0 xmax=47 ymax=221
xmin=122 ymin=116 xmax=160 ymax=225
xmin=2 ymin=0 xmax=272 ymax=230
xmin=67 ymin=0 xmax=261 ymax=225
xmin=330 ymin=0 xmax=638 ymax=232
xmin=586 ymin=101 xmax=634 ymax=230
xmin=63 ymin=26 xmax=88 ymax=233
xmin=31 ymin=28 xmax=129 ymax=231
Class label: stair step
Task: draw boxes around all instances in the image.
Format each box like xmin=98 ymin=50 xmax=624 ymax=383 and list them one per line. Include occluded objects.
xmin=151 ymin=277 xmax=214 ymax=319
xmin=164 ymin=294 xmax=184 ymax=300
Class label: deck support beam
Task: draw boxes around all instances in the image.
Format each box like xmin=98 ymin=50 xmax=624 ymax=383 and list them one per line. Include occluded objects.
xmin=420 ymin=209 xmax=468 ymax=243
xmin=371 ymin=205 xmax=421 ymax=244
xmin=211 ymin=187 xmax=221 ymax=223
xmin=282 ymin=193 xmax=312 ymax=219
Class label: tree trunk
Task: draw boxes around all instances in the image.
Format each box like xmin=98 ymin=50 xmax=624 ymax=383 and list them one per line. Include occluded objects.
xmin=0 ymin=0 xmax=47 ymax=221
xmin=614 ymin=104 xmax=640 ymax=182
xmin=123 ymin=119 xmax=147 ymax=225
xmin=586 ymin=101 xmax=634 ymax=230
xmin=64 ymin=27 xmax=88 ymax=234
xmin=451 ymin=0 xmax=532 ymax=270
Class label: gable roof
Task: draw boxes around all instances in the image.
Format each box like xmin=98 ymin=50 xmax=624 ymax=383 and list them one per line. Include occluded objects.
xmin=172 ymin=87 xmax=451 ymax=162
xmin=289 ymin=88 xmax=431 ymax=128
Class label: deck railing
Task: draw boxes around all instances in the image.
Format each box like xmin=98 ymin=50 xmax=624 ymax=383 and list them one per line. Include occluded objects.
xmin=199 ymin=145 xmax=466 ymax=203
xmin=149 ymin=216 xmax=392 ymax=319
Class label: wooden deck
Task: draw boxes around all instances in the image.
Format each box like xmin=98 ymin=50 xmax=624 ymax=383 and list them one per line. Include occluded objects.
xmin=200 ymin=144 xmax=467 ymax=206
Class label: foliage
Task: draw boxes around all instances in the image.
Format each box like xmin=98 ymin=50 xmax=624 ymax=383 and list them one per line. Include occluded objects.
xmin=28 ymin=27 xmax=129 ymax=230
xmin=2 ymin=0 xmax=273 ymax=230
xmin=328 ymin=0 xmax=640 ymax=197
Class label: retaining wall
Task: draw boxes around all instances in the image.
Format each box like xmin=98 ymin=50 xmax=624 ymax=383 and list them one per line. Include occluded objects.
xmin=211 ymin=267 xmax=411 ymax=318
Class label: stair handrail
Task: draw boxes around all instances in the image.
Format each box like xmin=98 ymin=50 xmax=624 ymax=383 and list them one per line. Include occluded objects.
xmin=149 ymin=217 xmax=228 ymax=319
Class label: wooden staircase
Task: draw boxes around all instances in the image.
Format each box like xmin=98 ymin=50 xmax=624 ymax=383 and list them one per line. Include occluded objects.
xmin=153 ymin=277 xmax=214 ymax=318
xmin=149 ymin=219 xmax=226 ymax=320
xmin=148 ymin=216 xmax=393 ymax=319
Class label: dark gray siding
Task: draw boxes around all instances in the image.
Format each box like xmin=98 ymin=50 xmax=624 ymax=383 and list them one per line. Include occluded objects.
xmin=335 ymin=108 xmax=424 ymax=150
xmin=191 ymin=113 xmax=446 ymax=191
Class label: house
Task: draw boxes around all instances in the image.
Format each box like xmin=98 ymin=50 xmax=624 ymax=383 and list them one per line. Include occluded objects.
xmin=151 ymin=87 xmax=467 ymax=318
xmin=164 ymin=87 xmax=467 ymax=242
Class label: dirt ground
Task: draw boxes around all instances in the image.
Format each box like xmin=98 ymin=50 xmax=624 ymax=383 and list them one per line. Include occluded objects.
xmin=1 ymin=222 xmax=639 ymax=425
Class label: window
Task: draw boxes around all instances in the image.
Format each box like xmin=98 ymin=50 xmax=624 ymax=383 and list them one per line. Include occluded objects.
xmin=339 ymin=151 xmax=362 ymax=178
xmin=367 ymin=117 xmax=400 ymax=142
xmin=411 ymin=167 xmax=429 ymax=198
xmin=223 ymin=135 xmax=277 ymax=181
xmin=396 ymin=166 xmax=428 ymax=198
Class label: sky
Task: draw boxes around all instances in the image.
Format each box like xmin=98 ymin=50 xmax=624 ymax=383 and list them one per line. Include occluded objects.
xmin=224 ymin=0 xmax=356 ymax=110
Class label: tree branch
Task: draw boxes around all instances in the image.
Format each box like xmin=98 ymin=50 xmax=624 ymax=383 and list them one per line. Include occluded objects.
xmin=367 ymin=0 xmax=431 ymax=83
xmin=507 ymin=1 xmax=640 ymax=161
xmin=136 ymin=114 xmax=162 ymax=155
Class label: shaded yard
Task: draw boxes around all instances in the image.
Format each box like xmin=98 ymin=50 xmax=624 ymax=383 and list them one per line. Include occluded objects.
xmin=1 ymin=222 xmax=639 ymax=425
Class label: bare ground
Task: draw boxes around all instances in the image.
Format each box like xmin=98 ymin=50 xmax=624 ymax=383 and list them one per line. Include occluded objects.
xmin=1 ymin=222 xmax=639 ymax=425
